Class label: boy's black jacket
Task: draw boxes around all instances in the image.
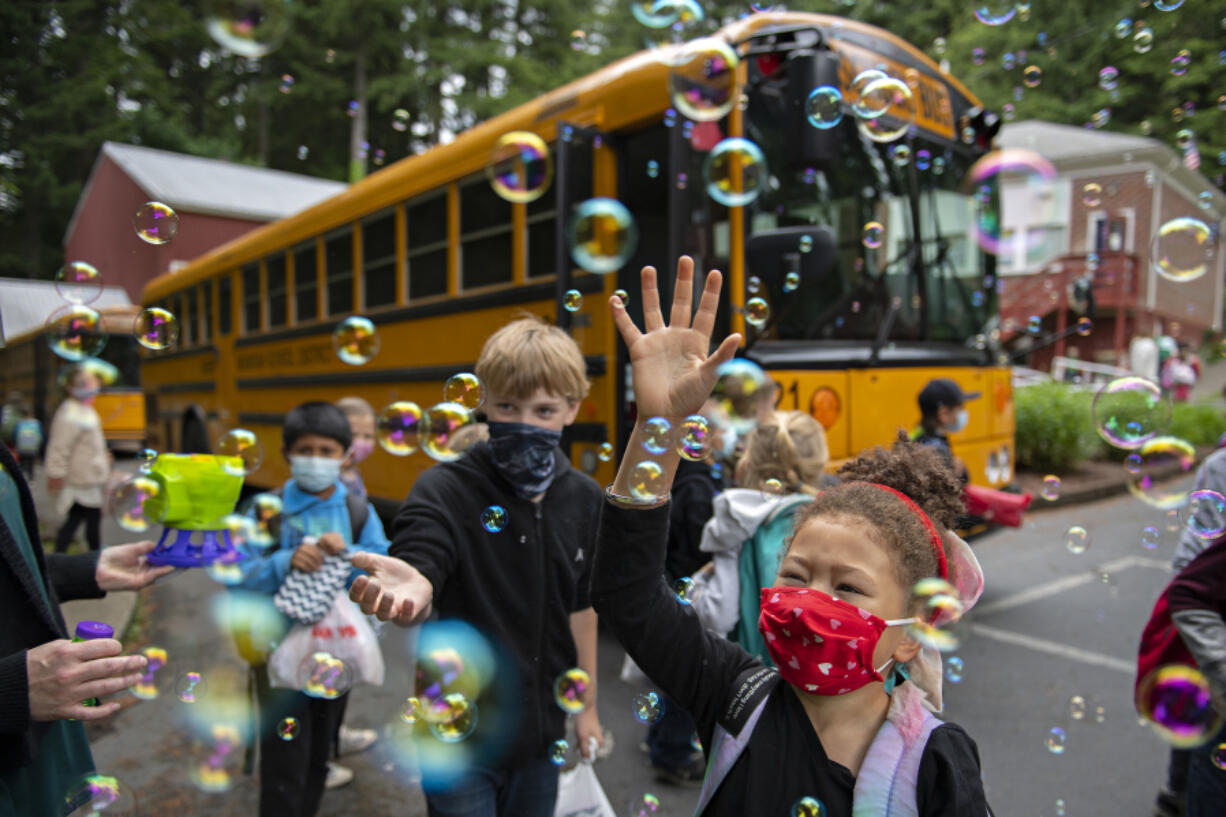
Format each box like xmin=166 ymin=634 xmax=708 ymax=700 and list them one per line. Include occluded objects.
xmin=390 ymin=441 xmax=600 ymax=768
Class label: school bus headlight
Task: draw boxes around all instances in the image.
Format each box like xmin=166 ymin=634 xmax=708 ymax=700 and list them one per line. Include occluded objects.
xmin=999 ymin=444 xmax=1012 ymax=483
xmin=986 ymin=451 xmax=1001 ymax=484
xmin=810 ymin=387 xmax=841 ymax=430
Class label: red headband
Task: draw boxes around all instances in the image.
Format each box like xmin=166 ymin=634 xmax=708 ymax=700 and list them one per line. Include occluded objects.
xmin=864 ymin=483 xmax=948 ymax=580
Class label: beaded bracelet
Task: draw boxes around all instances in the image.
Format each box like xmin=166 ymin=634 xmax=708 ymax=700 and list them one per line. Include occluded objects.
xmin=604 ymin=485 xmax=670 ymax=509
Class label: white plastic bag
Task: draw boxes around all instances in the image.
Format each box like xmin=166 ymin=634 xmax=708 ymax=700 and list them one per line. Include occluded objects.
xmin=553 ymin=757 xmax=616 ymax=817
xmin=268 ymin=591 xmax=385 ymax=689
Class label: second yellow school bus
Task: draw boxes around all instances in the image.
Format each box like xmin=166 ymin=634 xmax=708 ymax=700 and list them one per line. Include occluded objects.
xmin=140 ymin=12 xmax=1015 ymax=511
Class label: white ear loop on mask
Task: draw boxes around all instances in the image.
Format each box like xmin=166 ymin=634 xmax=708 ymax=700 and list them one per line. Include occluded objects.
xmin=874 ymin=616 xmax=919 ymax=675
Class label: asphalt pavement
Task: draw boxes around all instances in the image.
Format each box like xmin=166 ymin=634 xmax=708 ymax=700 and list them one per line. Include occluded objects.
xmin=72 ymin=472 xmax=1196 ymax=817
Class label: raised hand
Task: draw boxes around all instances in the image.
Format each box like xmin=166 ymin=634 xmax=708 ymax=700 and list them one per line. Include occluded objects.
xmin=349 ymin=552 xmax=434 ymax=627
xmin=610 ymin=256 xmax=741 ymax=422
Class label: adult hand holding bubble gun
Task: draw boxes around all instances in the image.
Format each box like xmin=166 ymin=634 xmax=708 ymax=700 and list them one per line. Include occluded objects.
xmin=608 ymin=255 xmax=741 ymax=497
xmin=348 ymin=551 xmax=434 ymax=626
xmin=25 ymin=638 xmax=148 ymax=722
xmin=94 ymin=540 xmax=175 ymax=591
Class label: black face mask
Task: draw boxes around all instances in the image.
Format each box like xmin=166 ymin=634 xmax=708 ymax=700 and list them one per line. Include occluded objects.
xmin=487 ymin=421 xmax=562 ymax=499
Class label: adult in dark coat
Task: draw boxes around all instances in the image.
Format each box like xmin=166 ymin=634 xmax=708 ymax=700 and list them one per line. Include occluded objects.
xmin=0 ymin=444 xmax=171 ymax=816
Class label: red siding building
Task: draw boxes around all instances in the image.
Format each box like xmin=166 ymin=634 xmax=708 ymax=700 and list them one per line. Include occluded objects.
xmin=63 ymin=142 xmax=345 ymax=303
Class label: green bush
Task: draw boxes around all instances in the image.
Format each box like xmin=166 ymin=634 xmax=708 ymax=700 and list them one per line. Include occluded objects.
xmin=1169 ymin=401 xmax=1226 ymax=448
xmin=1013 ymin=382 xmax=1102 ymax=471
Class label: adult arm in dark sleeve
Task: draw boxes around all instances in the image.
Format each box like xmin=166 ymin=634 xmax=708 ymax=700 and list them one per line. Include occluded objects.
xmin=0 ymin=649 xmax=32 ymax=737
xmin=1169 ymin=537 xmax=1226 ymax=694
xmin=591 ymin=499 xmax=759 ymax=747
xmin=917 ymin=723 xmax=991 ymax=817
xmin=387 ymin=468 xmax=462 ymax=598
xmin=44 ymin=551 xmax=104 ymax=603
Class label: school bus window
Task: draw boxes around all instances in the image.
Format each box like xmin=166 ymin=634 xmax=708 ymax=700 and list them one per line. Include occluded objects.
xmin=406 ymin=193 xmax=447 ymax=299
xmin=218 ymin=273 xmax=233 ymax=335
xmin=459 ymin=175 xmax=512 ymax=290
xmin=183 ymin=287 xmax=197 ymax=347
xmin=200 ymin=281 xmax=213 ymax=344
xmin=325 ymin=228 xmax=354 ymax=316
xmin=525 ymin=140 xmax=591 ymax=278
xmin=242 ymin=263 xmax=261 ymax=334
xmin=293 ymin=242 xmax=318 ymax=323
xmin=362 ymin=210 xmax=398 ymax=310
xmin=267 ymin=252 xmax=288 ymax=329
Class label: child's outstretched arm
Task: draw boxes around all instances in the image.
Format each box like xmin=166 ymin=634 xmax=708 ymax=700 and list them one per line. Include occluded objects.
xmin=593 ymin=257 xmax=753 ymax=745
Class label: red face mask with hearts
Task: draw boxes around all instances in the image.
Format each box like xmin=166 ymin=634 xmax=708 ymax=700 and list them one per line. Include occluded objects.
xmin=757 ymin=586 xmax=917 ymax=696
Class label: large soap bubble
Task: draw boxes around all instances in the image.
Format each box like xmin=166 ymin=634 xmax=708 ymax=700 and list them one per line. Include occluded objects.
xmin=1091 ymin=377 xmax=1170 ymax=450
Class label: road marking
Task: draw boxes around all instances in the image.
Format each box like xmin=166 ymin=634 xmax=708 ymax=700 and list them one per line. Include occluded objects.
xmin=973 ymin=554 xmax=1171 ymax=616
xmin=968 ymin=623 xmax=1135 ymax=674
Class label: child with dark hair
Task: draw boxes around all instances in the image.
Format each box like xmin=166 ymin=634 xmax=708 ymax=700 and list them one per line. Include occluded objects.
xmin=591 ymin=258 xmax=990 ymax=816
xmin=913 ymin=378 xmax=976 ymax=482
xmin=233 ymin=400 xmax=389 ymax=817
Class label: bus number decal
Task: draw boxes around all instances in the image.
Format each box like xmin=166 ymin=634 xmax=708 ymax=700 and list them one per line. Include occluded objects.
xmin=772 ymin=380 xmax=801 ymax=410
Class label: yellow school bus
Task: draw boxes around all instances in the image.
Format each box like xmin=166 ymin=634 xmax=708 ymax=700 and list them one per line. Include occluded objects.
xmin=0 ymin=303 xmax=148 ymax=452
xmin=140 ymin=12 xmax=1015 ymax=512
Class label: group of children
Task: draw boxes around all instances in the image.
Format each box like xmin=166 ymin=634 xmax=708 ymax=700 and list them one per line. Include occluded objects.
xmin=328 ymin=257 xmax=995 ymax=816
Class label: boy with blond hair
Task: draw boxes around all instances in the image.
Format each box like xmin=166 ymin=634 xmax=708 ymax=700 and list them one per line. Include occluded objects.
xmin=350 ymin=316 xmax=604 ymax=817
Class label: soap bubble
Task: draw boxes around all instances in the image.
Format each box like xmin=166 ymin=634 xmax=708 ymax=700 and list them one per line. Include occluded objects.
xmin=129 ymin=646 xmax=170 ymax=700
xmin=332 ymin=316 xmax=380 ymax=365
xmin=46 ymin=305 xmax=107 ymax=362
xmin=791 ymin=797 xmax=826 ymax=817
xmin=805 ymin=86 xmax=844 ymax=129
xmin=562 ymin=289 xmax=584 ymax=312
xmin=907 ymin=578 xmax=964 ymax=651
xmin=633 ymin=691 xmax=664 ymax=724
xmin=1092 ymin=377 xmax=1169 ymax=449
xmin=1045 ymin=726 xmax=1067 ymax=754
xmin=429 ymin=693 xmax=478 ymax=743
xmin=677 ymin=415 xmax=711 ymax=460
xmin=1133 ymin=27 xmax=1154 ymax=54
xmin=570 ymin=29 xmax=587 ymax=50
xmin=554 ymin=668 xmax=590 ymax=714
xmin=55 ymin=261 xmax=103 ymax=305
xmin=784 ymin=271 xmax=800 ymax=292
xmin=641 ymin=417 xmax=673 ymax=455
xmin=1127 ymin=437 xmax=1196 ymax=510
xmin=422 ymin=402 xmax=476 ymax=462
xmin=1155 ymin=0 xmax=1184 ymax=9
xmin=204 ymin=0 xmax=290 ymax=58
xmin=673 ymin=575 xmax=701 ymax=605
xmin=762 ymin=478 xmax=785 ymax=498
xmin=1022 ymin=65 xmax=1042 ymax=87
xmin=188 ymin=722 xmax=243 ymax=793
xmin=971 ymin=47 xmax=985 ymax=65
xmin=1170 ymin=50 xmax=1191 ymax=77
xmin=298 ymin=651 xmax=353 ymax=699
xmin=1098 ymin=66 xmax=1119 ymax=91
xmin=629 ymin=461 xmax=666 ymax=501
xmin=1178 ymin=489 xmax=1226 ymax=539
xmin=277 ymin=717 xmax=299 ymax=741
xmin=745 ymin=297 xmax=770 ymax=327
xmin=487 ymin=131 xmax=552 ymax=204
xmin=1114 ymin=18 xmax=1132 ymax=38
xmin=854 ymin=77 xmax=917 ymax=143
xmin=176 ymin=671 xmax=208 ymax=703
xmin=966 ymin=150 xmax=1057 ymax=257
xmin=376 ymin=401 xmax=423 ymax=456
xmin=1064 ymin=525 xmax=1089 ymax=554
xmin=710 ymin=358 xmax=772 ymax=434
xmin=1069 ymin=694 xmax=1087 ymax=720
xmin=974 ymin=2 xmax=1016 ymax=25
xmin=703 ymin=138 xmax=767 ymax=207
xmin=1040 ymin=475 xmax=1061 ymax=501
xmin=1139 ymin=665 xmax=1222 ymax=748
xmin=862 ymin=221 xmax=885 ymax=249
xmin=1141 ymin=526 xmax=1161 ymax=550
xmin=481 ymin=505 xmax=508 ymax=533
xmin=1150 ymin=217 xmax=1213 ymax=282
xmin=1076 ymin=317 xmax=1093 ymax=336
xmin=631 ymin=0 xmax=679 ymax=29
xmin=614 ymin=288 xmax=630 ymax=305
xmin=111 ymin=475 xmax=166 ymax=533
xmin=668 ymin=38 xmax=738 ymax=123
xmin=217 ymin=429 xmax=264 ymax=477
xmin=63 ymin=772 xmax=137 ymax=817
xmin=133 ymin=307 xmax=180 ymax=351
xmin=630 ymin=794 xmax=662 ymax=817
xmin=597 ymin=442 xmax=614 ymax=462
xmin=944 ymin=656 xmax=964 ymax=684
xmin=392 ymin=108 xmax=409 ymax=132
xmin=444 ymin=373 xmax=485 ymax=410
xmin=549 ymin=739 xmax=569 ymax=766
xmin=568 ymin=198 xmax=638 ymax=274
xmin=1083 ymin=182 xmax=1103 ymax=207
xmin=890 ymin=144 xmax=912 ymax=167
xmin=296 ymin=145 xmax=309 ymax=160
xmin=400 ymin=696 xmax=422 ymax=724
xmin=1211 ymin=743 xmax=1226 ymax=771
xmin=133 ymin=202 xmax=180 ymax=245
xmin=799 ymin=234 xmax=813 ymax=253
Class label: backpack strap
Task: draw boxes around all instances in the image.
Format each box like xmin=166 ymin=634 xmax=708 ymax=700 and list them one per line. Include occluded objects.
xmin=852 ymin=706 xmax=943 ymax=817
xmin=257 ymin=484 xmax=368 ymax=549
xmin=694 ymin=666 xmax=780 ymax=816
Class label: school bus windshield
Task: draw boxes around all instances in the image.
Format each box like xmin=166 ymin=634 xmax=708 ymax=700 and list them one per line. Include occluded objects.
xmin=741 ymin=78 xmax=996 ymax=348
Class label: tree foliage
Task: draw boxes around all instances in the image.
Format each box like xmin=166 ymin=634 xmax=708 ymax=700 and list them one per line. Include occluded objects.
xmin=0 ymin=0 xmax=1221 ymax=281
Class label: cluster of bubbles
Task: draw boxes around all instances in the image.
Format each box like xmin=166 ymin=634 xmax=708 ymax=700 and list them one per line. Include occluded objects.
xmin=374 ymin=373 xmax=484 ymax=462
xmin=553 ymin=667 xmax=591 ymax=715
xmin=633 ymin=690 xmax=664 ymax=724
xmin=906 ymin=577 xmax=965 ymax=651
xmin=63 ymin=772 xmax=137 ymax=817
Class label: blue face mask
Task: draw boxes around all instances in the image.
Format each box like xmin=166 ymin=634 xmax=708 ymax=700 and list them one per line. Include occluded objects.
xmin=945 ymin=408 xmax=969 ymax=433
xmin=487 ymin=421 xmax=562 ymax=500
xmin=290 ymin=455 xmax=342 ymax=493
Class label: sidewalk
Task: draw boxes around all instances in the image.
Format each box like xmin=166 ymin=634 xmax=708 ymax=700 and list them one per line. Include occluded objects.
xmin=24 ymin=459 xmax=142 ymax=639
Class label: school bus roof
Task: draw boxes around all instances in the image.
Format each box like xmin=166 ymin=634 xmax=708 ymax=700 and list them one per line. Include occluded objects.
xmin=143 ymin=12 xmax=984 ymax=304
